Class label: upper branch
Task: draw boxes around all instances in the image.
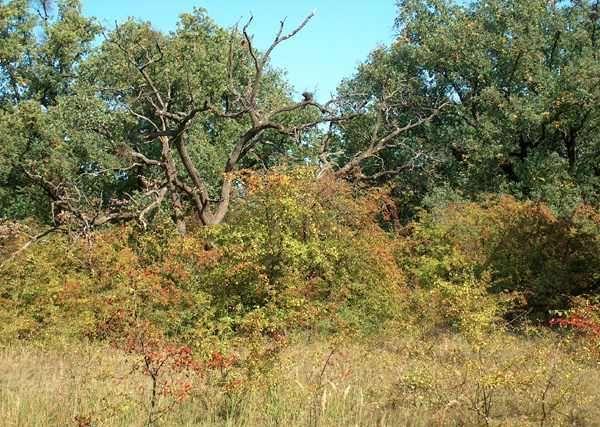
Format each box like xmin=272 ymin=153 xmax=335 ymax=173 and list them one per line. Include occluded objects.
xmin=242 ymin=12 xmax=315 ymax=104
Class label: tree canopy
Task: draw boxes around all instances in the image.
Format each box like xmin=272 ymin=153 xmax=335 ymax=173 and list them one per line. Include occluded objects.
xmin=385 ymin=0 xmax=600 ymax=211
xmin=1 ymin=0 xmax=599 ymax=233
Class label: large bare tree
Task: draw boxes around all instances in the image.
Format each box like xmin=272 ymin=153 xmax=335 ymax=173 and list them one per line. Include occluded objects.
xmin=2 ymin=7 xmax=447 ymax=243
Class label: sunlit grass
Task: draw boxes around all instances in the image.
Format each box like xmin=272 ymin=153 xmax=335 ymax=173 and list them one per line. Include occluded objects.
xmin=1 ymin=329 xmax=599 ymax=426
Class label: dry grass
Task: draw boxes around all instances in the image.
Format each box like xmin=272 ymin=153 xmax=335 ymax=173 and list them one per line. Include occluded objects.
xmin=1 ymin=330 xmax=600 ymax=426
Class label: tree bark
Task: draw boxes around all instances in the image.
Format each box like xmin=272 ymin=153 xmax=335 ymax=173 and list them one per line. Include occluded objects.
xmin=160 ymin=136 xmax=187 ymax=234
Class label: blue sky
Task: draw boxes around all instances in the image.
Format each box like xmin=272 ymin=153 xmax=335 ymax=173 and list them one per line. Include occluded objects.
xmin=83 ymin=1 xmax=398 ymax=101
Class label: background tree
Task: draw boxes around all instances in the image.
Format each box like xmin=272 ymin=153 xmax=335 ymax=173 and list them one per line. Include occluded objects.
xmin=389 ymin=0 xmax=600 ymax=212
xmin=81 ymin=10 xmax=331 ymax=233
xmin=0 ymin=0 xmax=102 ymax=223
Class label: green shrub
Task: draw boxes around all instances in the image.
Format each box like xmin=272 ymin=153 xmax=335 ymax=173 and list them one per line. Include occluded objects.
xmin=403 ymin=196 xmax=600 ymax=321
xmin=0 ymin=168 xmax=406 ymax=344
xmin=201 ymin=167 xmax=406 ymax=336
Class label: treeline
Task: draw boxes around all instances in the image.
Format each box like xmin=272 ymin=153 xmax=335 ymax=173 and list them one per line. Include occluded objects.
xmin=0 ymin=0 xmax=599 ymax=345
xmin=1 ymin=0 xmax=598 ymax=231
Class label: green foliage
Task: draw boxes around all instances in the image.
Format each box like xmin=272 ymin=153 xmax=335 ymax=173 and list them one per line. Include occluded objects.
xmin=0 ymin=0 xmax=100 ymax=107
xmin=404 ymin=196 xmax=600 ymax=319
xmin=0 ymin=0 xmax=106 ymax=221
xmin=332 ymin=0 xmax=600 ymax=215
xmin=0 ymin=169 xmax=406 ymax=344
xmin=395 ymin=0 xmax=600 ymax=205
xmin=204 ymin=168 xmax=406 ymax=336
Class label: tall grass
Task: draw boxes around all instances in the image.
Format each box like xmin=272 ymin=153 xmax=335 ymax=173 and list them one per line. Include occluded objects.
xmin=1 ymin=330 xmax=599 ymax=426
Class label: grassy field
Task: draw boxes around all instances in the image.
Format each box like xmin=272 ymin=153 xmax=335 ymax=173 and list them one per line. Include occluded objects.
xmin=2 ymin=330 xmax=600 ymax=427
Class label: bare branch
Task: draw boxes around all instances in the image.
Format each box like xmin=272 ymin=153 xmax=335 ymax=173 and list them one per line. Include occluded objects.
xmin=131 ymin=151 xmax=163 ymax=167
xmin=333 ymin=101 xmax=449 ymax=178
xmin=128 ymin=106 xmax=160 ymax=131
xmin=242 ymin=13 xmax=315 ymax=103
xmin=138 ymin=187 xmax=168 ymax=229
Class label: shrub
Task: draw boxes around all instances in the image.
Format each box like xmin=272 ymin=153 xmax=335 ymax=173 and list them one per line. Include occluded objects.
xmin=201 ymin=167 xmax=406 ymax=336
xmin=550 ymin=296 xmax=600 ymax=360
xmin=406 ymin=270 xmax=505 ymax=339
xmin=403 ymin=196 xmax=600 ymax=321
xmin=0 ymin=167 xmax=406 ymax=344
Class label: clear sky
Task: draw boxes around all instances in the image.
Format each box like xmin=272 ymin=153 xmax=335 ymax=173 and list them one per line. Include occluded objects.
xmin=82 ymin=1 xmax=398 ymax=101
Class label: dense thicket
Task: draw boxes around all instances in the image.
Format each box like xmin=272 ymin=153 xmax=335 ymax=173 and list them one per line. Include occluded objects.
xmin=0 ymin=0 xmax=599 ymax=347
